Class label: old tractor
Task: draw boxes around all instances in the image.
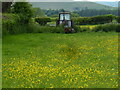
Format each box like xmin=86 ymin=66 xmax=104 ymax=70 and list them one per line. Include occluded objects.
xmin=56 ymin=12 xmax=75 ymax=33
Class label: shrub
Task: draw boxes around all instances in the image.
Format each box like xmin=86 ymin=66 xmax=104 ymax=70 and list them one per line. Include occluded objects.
xmin=2 ymin=13 xmax=20 ymax=35
xmin=116 ymin=16 xmax=120 ymax=23
xmin=35 ymin=17 xmax=51 ymax=25
xmin=116 ymin=24 xmax=120 ymax=32
xmin=51 ymin=17 xmax=58 ymax=22
xmin=2 ymin=13 xmax=31 ymax=36
xmin=73 ymin=14 xmax=114 ymax=25
xmin=73 ymin=17 xmax=92 ymax=25
xmin=93 ymin=24 xmax=120 ymax=32
xmin=92 ymin=14 xmax=114 ymax=24
xmin=2 ymin=14 xmax=63 ymax=36
xmin=74 ymin=26 xmax=90 ymax=32
xmin=74 ymin=24 xmax=120 ymax=33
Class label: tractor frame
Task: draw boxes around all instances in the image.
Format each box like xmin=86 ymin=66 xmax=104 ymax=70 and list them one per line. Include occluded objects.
xmin=56 ymin=12 xmax=75 ymax=33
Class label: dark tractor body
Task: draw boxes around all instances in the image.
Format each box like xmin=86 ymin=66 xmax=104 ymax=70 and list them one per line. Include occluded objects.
xmin=56 ymin=12 xmax=75 ymax=33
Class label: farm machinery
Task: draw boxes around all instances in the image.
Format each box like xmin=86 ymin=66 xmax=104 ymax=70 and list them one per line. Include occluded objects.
xmin=56 ymin=12 xmax=75 ymax=33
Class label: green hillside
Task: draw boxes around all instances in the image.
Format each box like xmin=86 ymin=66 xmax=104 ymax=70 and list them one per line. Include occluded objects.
xmin=30 ymin=2 xmax=115 ymax=11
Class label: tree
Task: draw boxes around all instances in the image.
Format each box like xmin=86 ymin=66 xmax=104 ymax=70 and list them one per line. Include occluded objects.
xmin=11 ymin=2 xmax=33 ymax=24
xmin=71 ymin=13 xmax=79 ymax=17
xmin=33 ymin=8 xmax=45 ymax=17
xmin=2 ymin=1 xmax=13 ymax=13
xmin=73 ymin=7 xmax=80 ymax=11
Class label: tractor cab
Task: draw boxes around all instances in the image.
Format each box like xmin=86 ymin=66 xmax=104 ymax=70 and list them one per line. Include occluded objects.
xmin=57 ymin=12 xmax=74 ymax=33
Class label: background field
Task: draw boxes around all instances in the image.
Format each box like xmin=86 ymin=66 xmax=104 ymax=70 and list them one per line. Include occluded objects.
xmin=2 ymin=32 xmax=118 ymax=88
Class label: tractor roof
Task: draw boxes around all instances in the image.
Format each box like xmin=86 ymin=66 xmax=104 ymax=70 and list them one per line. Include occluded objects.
xmin=59 ymin=12 xmax=71 ymax=14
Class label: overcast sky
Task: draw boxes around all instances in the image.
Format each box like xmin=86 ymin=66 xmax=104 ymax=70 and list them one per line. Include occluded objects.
xmin=74 ymin=0 xmax=118 ymax=1
xmin=28 ymin=0 xmax=73 ymax=2
xmin=28 ymin=0 xmax=119 ymax=2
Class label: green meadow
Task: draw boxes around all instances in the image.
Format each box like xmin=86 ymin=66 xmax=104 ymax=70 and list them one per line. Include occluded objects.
xmin=2 ymin=32 xmax=118 ymax=88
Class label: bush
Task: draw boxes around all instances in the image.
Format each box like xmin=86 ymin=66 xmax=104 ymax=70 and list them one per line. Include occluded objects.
xmin=116 ymin=16 xmax=120 ymax=23
xmin=2 ymin=13 xmax=31 ymax=36
xmin=92 ymin=14 xmax=114 ymax=24
xmin=93 ymin=24 xmax=120 ymax=32
xmin=116 ymin=24 xmax=120 ymax=32
xmin=74 ymin=26 xmax=90 ymax=32
xmin=73 ymin=14 xmax=114 ymax=25
xmin=73 ymin=17 xmax=92 ymax=25
xmin=35 ymin=17 xmax=51 ymax=25
xmin=2 ymin=14 xmax=63 ymax=36
xmin=51 ymin=17 xmax=58 ymax=22
xmin=73 ymin=24 xmax=120 ymax=33
xmin=2 ymin=13 xmax=19 ymax=35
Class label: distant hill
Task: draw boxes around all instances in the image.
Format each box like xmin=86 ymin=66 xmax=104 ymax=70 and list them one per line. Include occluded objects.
xmin=95 ymin=1 xmax=119 ymax=7
xmin=30 ymin=2 xmax=115 ymax=11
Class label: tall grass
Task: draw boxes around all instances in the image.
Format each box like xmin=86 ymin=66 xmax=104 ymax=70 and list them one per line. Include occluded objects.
xmin=27 ymin=21 xmax=64 ymax=33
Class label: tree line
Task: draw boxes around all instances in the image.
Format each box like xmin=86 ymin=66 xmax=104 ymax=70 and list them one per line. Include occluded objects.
xmin=43 ymin=9 xmax=118 ymax=17
xmin=74 ymin=9 xmax=118 ymax=17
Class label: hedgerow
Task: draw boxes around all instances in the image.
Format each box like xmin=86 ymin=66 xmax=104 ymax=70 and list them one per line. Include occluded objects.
xmin=73 ymin=14 xmax=115 ymax=25
xmin=35 ymin=17 xmax=51 ymax=25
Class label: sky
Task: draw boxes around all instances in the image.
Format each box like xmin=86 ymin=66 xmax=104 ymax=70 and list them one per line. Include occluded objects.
xmin=28 ymin=0 xmax=73 ymax=2
xmin=28 ymin=0 xmax=119 ymax=2
xmin=74 ymin=0 xmax=118 ymax=2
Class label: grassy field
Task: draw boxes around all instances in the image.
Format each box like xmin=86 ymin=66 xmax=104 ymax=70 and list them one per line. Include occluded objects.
xmin=2 ymin=32 xmax=118 ymax=88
